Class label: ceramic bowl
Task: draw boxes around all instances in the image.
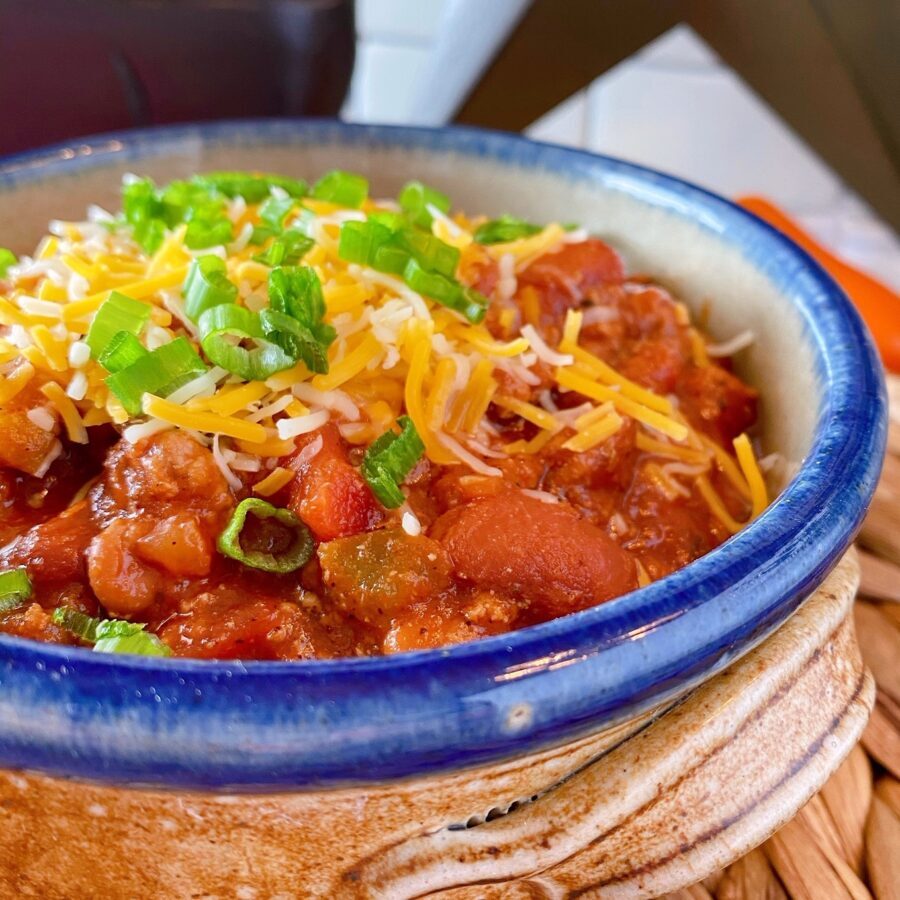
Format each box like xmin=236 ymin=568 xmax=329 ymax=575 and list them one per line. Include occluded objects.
xmin=0 ymin=121 xmax=887 ymax=896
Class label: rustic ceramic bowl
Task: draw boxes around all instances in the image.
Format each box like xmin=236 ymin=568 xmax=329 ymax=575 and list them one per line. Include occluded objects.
xmin=0 ymin=121 xmax=887 ymax=897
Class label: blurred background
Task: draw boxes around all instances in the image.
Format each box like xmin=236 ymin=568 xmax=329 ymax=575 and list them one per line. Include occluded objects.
xmin=0 ymin=0 xmax=897 ymax=288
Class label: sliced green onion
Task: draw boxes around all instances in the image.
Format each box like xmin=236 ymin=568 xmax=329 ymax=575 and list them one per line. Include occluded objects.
xmin=160 ymin=179 xmax=223 ymax=226
xmin=250 ymin=224 xmax=279 ymax=246
xmin=122 ymin=177 xmax=167 ymax=254
xmin=371 ymin=243 xmax=411 ymax=276
xmin=259 ymin=196 xmax=296 ymax=232
xmin=311 ymin=169 xmax=369 ymax=208
xmin=135 ymin=219 xmax=166 ymax=255
xmin=338 ymin=221 xmax=459 ymax=278
xmin=253 ymin=230 xmax=313 ymax=267
xmin=403 ymin=258 xmax=488 ymax=324
xmin=337 ymin=220 xmax=393 ymax=266
xmin=198 ymin=305 xmax=295 ymax=380
xmin=191 ymin=172 xmax=307 ymax=202
xmin=368 ymin=210 xmax=404 ymax=231
xmin=183 ymin=255 xmax=238 ymax=321
xmin=86 ymin=291 xmax=151 ymax=359
xmin=259 ymin=308 xmax=328 ymax=374
xmin=0 ymin=248 xmax=17 ymax=277
xmin=184 ymin=217 xmax=233 ymax=250
xmin=362 ymin=416 xmax=425 ymax=508
xmin=51 ymin=606 xmax=99 ymax=641
xmin=217 ymin=498 xmax=314 ymax=573
xmin=395 ymin=229 xmax=460 ymax=278
xmin=267 ymin=266 xmax=336 ymax=352
xmin=52 ymin=607 xmax=171 ymax=656
xmin=398 ymin=180 xmax=451 ymax=229
xmin=98 ymin=331 xmax=148 ymax=373
xmin=264 ymin=266 xmax=336 ymax=373
xmin=93 ymin=620 xmax=172 ymax=656
xmin=106 ymin=336 xmax=207 ymax=414
xmin=474 ymin=215 xmax=543 ymax=244
xmin=0 ymin=569 xmax=33 ymax=614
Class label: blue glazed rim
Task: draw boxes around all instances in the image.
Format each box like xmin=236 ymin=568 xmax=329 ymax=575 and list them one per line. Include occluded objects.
xmin=0 ymin=120 xmax=887 ymax=791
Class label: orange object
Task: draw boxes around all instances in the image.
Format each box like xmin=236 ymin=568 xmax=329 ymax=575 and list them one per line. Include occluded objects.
xmin=738 ymin=195 xmax=900 ymax=373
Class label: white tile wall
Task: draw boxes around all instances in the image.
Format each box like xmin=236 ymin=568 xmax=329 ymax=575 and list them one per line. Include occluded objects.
xmin=355 ymin=0 xmax=447 ymax=42
xmin=345 ymin=13 xmax=900 ymax=291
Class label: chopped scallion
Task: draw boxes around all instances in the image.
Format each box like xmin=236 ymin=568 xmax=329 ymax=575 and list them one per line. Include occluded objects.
xmin=259 ymin=308 xmax=328 ymax=374
xmin=337 ymin=220 xmax=392 ymax=266
xmin=266 ymin=266 xmax=336 ymax=372
xmin=106 ymin=336 xmax=207 ymax=414
xmin=198 ymin=304 xmax=294 ymax=380
xmin=52 ymin=607 xmax=171 ymax=656
xmin=311 ymin=169 xmax=369 ymax=208
xmin=474 ymin=215 xmax=543 ymax=244
xmin=86 ymin=291 xmax=151 ymax=359
xmin=403 ymin=259 xmax=487 ymax=324
xmin=361 ymin=417 xmax=425 ymax=508
xmin=191 ymin=172 xmax=307 ymax=203
xmin=252 ymin=230 xmax=313 ymax=267
xmin=183 ymin=255 xmax=238 ymax=321
xmin=0 ymin=569 xmax=33 ymax=614
xmin=0 ymin=248 xmax=17 ymax=277
xmin=184 ymin=217 xmax=233 ymax=250
xmin=367 ymin=210 xmax=404 ymax=231
xmin=51 ymin=607 xmax=99 ymax=641
xmin=395 ymin=229 xmax=460 ymax=278
xmin=122 ymin=177 xmax=167 ymax=254
xmin=98 ymin=331 xmax=148 ymax=373
xmin=398 ymin=180 xmax=450 ymax=229
xmin=217 ymin=498 xmax=314 ymax=573
xmin=259 ymin=196 xmax=296 ymax=232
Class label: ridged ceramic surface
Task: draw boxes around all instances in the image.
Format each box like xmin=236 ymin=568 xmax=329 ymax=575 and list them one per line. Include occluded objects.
xmin=0 ymin=551 xmax=870 ymax=898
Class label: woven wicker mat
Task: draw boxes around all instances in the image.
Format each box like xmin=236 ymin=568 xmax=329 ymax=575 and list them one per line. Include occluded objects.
xmin=669 ymin=375 xmax=900 ymax=899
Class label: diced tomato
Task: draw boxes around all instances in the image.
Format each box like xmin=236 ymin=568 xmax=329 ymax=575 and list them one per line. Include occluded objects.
xmin=678 ymin=363 xmax=758 ymax=445
xmin=518 ymin=238 xmax=625 ymax=324
xmin=285 ymin=425 xmax=382 ymax=542
xmin=618 ymin=337 xmax=687 ymax=394
xmin=431 ymin=490 xmax=637 ymax=617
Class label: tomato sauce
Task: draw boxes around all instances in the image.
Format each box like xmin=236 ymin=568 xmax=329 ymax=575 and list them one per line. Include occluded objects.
xmin=0 ymin=239 xmax=757 ymax=658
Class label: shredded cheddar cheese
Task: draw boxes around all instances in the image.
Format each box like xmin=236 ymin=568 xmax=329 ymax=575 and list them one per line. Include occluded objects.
xmin=253 ymin=466 xmax=295 ymax=497
xmin=733 ymin=433 xmax=769 ymax=519
xmin=0 ymin=170 xmax=764 ymax=539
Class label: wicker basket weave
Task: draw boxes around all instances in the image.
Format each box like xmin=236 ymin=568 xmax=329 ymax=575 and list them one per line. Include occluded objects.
xmin=671 ymin=375 xmax=900 ymax=900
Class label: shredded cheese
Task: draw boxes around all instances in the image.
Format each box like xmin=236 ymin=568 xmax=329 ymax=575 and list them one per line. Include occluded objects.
xmin=697 ymin=475 xmax=744 ymax=534
xmin=563 ymin=412 xmax=623 ymax=452
xmin=253 ymin=466 xmax=295 ymax=497
xmin=0 ymin=172 xmax=765 ymax=536
xmin=142 ymin=394 xmax=267 ymax=443
xmin=733 ymin=433 xmax=768 ymax=519
xmin=39 ymin=381 xmax=88 ymax=443
xmin=0 ymin=361 xmax=36 ymax=403
xmin=556 ymin=367 xmax=688 ymax=442
xmin=493 ymin=395 xmax=559 ymax=432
